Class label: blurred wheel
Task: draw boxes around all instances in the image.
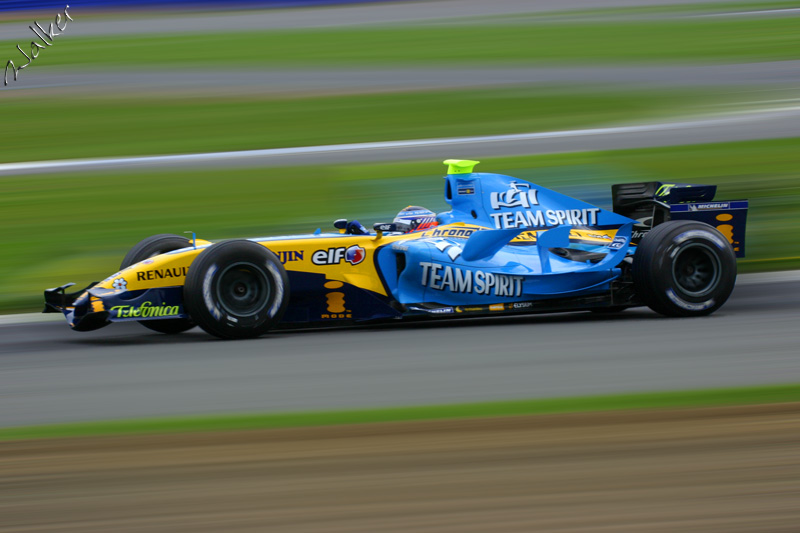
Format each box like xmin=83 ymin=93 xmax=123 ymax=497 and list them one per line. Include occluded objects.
xmin=120 ymin=234 xmax=196 ymax=334
xmin=183 ymin=240 xmax=289 ymax=339
xmin=632 ymin=221 xmax=736 ymax=317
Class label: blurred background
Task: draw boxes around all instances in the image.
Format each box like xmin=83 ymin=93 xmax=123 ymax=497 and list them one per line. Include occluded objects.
xmin=1 ymin=0 xmax=799 ymax=313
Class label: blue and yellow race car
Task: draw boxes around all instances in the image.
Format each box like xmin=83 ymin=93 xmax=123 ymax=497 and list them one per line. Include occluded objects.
xmin=44 ymin=160 xmax=748 ymax=339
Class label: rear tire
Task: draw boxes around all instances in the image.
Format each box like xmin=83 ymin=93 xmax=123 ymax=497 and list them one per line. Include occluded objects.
xmin=632 ymin=221 xmax=736 ymax=317
xmin=121 ymin=234 xmax=196 ymax=334
xmin=183 ymin=240 xmax=289 ymax=339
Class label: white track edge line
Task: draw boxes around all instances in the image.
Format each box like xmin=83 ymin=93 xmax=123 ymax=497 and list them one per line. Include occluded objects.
xmin=3 ymin=106 xmax=800 ymax=173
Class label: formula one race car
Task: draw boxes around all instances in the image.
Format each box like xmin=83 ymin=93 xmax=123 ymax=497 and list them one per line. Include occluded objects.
xmin=44 ymin=160 xmax=748 ymax=339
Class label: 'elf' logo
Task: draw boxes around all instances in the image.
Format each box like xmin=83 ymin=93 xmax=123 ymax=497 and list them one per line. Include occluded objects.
xmin=312 ymin=245 xmax=365 ymax=266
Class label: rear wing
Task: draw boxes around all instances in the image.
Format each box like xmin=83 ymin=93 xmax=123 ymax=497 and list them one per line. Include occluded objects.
xmin=611 ymin=181 xmax=748 ymax=257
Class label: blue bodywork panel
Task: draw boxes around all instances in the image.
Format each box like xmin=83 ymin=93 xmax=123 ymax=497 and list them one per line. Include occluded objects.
xmin=375 ymin=171 xmax=636 ymax=310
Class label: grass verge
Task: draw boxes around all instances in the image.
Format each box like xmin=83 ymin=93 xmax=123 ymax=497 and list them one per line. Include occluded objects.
xmin=1 ymin=88 xmax=717 ymax=163
xmin=3 ymin=16 xmax=800 ymax=67
xmin=2 ymin=383 xmax=799 ymax=441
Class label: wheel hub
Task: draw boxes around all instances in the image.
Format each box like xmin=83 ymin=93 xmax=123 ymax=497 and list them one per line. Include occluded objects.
xmin=216 ymin=262 xmax=271 ymax=317
xmin=672 ymin=243 xmax=721 ymax=298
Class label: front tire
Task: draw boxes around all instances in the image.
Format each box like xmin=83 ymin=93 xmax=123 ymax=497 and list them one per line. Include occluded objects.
xmin=632 ymin=220 xmax=736 ymax=317
xmin=121 ymin=234 xmax=196 ymax=334
xmin=183 ymin=240 xmax=289 ymax=339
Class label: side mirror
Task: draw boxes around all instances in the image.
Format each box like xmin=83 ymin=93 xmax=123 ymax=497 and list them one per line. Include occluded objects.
xmin=333 ymin=219 xmax=348 ymax=230
xmin=373 ymin=223 xmax=397 ymax=233
xmin=373 ymin=223 xmax=397 ymax=239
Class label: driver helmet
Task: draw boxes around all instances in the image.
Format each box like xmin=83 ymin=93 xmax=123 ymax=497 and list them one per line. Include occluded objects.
xmin=393 ymin=206 xmax=438 ymax=233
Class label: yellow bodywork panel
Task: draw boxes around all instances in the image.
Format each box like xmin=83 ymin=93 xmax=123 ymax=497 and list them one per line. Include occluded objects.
xmin=421 ymin=222 xmax=618 ymax=245
xmin=444 ymin=159 xmax=480 ymax=174
xmin=96 ymin=224 xmax=618 ymax=296
xmin=97 ymin=232 xmax=421 ymax=297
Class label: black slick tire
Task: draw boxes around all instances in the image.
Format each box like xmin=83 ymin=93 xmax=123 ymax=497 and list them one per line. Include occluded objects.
xmin=632 ymin=220 xmax=736 ymax=317
xmin=183 ymin=240 xmax=289 ymax=339
xmin=121 ymin=234 xmax=196 ymax=334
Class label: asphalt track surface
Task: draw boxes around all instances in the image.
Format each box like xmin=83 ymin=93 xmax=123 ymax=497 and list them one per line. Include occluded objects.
xmin=10 ymin=62 xmax=800 ymax=94
xmin=1 ymin=276 xmax=799 ymax=428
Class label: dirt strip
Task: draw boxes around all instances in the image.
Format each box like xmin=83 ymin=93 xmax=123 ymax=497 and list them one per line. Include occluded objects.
xmin=3 ymin=404 xmax=800 ymax=532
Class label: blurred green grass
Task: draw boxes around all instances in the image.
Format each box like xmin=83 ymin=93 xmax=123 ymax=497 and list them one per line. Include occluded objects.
xmin=2 ymin=137 xmax=798 ymax=313
xmin=3 ymin=16 xmax=800 ymax=67
xmin=1 ymin=88 xmax=717 ymax=163
xmin=3 ymin=382 xmax=799 ymax=440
